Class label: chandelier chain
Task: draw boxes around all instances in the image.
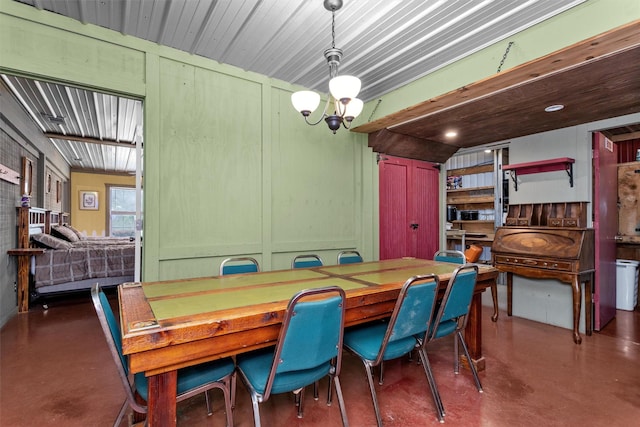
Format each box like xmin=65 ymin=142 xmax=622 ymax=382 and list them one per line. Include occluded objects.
xmin=331 ymin=10 xmax=336 ymax=49
xmin=497 ymin=41 xmax=514 ymax=73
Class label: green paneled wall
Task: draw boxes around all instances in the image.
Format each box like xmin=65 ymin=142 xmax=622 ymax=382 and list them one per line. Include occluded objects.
xmin=156 ymin=59 xmax=264 ymax=257
xmin=0 ymin=0 xmax=373 ymax=284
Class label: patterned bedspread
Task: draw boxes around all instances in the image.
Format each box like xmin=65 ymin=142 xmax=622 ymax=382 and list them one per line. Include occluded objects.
xmin=34 ymin=243 xmax=135 ymax=288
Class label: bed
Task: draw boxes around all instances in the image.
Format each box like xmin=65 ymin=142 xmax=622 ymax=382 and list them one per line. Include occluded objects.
xmin=16 ymin=207 xmax=135 ymax=308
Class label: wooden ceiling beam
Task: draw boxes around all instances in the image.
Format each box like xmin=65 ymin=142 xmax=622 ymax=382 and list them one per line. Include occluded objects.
xmin=368 ymin=129 xmax=459 ymax=163
xmin=353 ymin=19 xmax=640 ymax=135
xmin=44 ymin=132 xmax=135 ymax=147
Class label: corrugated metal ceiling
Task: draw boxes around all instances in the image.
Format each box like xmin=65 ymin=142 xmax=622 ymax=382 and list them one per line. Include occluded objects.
xmin=8 ymin=0 xmax=588 ymax=172
xmin=15 ymin=0 xmax=586 ymax=101
xmin=1 ymin=74 xmax=142 ymax=173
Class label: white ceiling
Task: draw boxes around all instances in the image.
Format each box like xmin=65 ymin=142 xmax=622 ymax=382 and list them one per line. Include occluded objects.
xmin=8 ymin=0 xmax=588 ymax=172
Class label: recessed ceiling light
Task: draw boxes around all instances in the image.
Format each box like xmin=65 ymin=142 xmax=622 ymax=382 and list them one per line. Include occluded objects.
xmin=484 ymin=149 xmax=491 ymax=153
xmin=544 ymin=104 xmax=564 ymax=112
xmin=445 ymin=131 xmax=457 ymax=138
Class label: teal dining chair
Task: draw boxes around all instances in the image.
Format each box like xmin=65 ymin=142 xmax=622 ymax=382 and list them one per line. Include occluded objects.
xmin=291 ymin=254 xmax=324 ymax=269
xmin=426 ymin=264 xmax=483 ymax=419
xmin=91 ymin=284 xmax=236 ymax=427
xmin=343 ymin=274 xmax=443 ymax=425
xmin=433 ymin=249 xmax=466 ymax=264
xmin=220 ymin=257 xmax=260 ymax=275
xmin=236 ymin=286 xmax=349 ymax=427
xmin=337 ymin=250 xmax=363 ymax=264
xmin=434 ymin=248 xmax=499 ymax=322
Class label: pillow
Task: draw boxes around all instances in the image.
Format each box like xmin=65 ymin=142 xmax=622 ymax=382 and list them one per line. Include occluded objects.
xmin=51 ymin=225 xmax=80 ymax=242
xmin=64 ymin=224 xmax=86 ymax=240
xmin=31 ymin=233 xmax=73 ymax=250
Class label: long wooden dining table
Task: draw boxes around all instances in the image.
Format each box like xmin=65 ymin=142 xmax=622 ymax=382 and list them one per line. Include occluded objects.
xmin=118 ymin=258 xmax=499 ymax=426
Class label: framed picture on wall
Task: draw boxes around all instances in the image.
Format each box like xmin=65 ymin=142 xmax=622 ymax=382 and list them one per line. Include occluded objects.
xmin=80 ymin=191 xmax=98 ymax=210
xmin=56 ymin=180 xmax=62 ymax=203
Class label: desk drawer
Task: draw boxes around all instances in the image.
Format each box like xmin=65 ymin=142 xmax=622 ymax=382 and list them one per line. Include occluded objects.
xmin=494 ymin=255 xmax=573 ymax=272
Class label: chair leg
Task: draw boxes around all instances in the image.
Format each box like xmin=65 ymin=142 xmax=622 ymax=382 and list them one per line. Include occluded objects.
xmin=296 ymin=387 xmax=305 ymax=418
xmin=231 ymin=371 xmax=237 ymax=409
xmin=314 ymin=380 xmax=320 ymax=400
xmin=222 ymin=371 xmax=236 ymax=427
xmin=453 ymin=333 xmax=460 ymax=374
xmin=205 ymin=390 xmax=213 ymax=416
xmin=362 ymin=362 xmax=384 ymax=427
xmin=250 ymin=394 xmax=262 ymax=427
xmin=456 ymin=331 xmax=483 ymax=392
xmin=327 ymin=376 xmax=334 ymax=406
xmin=417 ymin=348 xmax=445 ymax=422
xmin=220 ymin=379 xmax=235 ymax=427
xmin=333 ymin=375 xmax=350 ymax=427
xmin=112 ymin=400 xmax=129 ymax=427
xmin=378 ymin=361 xmax=384 ymax=385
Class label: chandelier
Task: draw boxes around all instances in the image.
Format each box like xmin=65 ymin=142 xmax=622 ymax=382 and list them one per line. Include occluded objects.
xmin=291 ymin=0 xmax=363 ymax=134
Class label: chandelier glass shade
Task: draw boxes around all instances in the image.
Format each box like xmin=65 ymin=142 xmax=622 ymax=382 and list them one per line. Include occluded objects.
xmin=291 ymin=0 xmax=363 ymax=134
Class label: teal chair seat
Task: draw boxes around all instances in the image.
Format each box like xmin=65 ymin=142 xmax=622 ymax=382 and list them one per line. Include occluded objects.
xmin=237 ymin=348 xmax=332 ymax=396
xmin=343 ymin=322 xmax=417 ymax=362
xmin=133 ymin=358 xmax=236 ymax=401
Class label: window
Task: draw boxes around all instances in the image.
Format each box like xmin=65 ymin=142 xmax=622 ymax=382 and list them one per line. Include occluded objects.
xmin=108 ymin=186 xmax=136 ymax=237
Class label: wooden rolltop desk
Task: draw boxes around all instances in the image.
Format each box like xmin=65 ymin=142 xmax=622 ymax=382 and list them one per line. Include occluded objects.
xmin=492 ymin=202 xmax=594 ymax=344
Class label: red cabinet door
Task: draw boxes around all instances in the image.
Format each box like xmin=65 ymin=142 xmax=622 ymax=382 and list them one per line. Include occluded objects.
xmin=379 ymin=156 xmax=440 ymax=260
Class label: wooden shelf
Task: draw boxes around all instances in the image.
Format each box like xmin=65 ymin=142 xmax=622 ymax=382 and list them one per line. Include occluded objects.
xmin=503 ymin=157 xmax=574 ymax=191
xmin=446 ymin=186 xmax=495 ymax=206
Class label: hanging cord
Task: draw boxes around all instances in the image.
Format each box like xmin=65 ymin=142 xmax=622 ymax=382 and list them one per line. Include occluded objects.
xmin=497 ymin=41 xmax=514 ymax=73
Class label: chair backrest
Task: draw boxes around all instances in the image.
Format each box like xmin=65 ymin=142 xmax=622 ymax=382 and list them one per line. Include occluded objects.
xmin=262 ymin=286 xmax=346 ymax=401
xmin=429 ymin=264 xmax=478 ymax=340
xmin=337 ymin=250 xmax=363 ymax=265
xmin=434 ymin=249 xmax=466 ymax=264
xmin=91 ymin=284 xmax=147 ymax=414
xmin=291 ymin=254 xmax=323 ymax=269
xmin=373 ymin=275 xmax=438 ymax=365
xmin=220 ymin=257 xmax=260 ymax=275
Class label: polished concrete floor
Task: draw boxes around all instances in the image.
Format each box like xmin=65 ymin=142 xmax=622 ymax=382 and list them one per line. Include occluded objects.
xmin=2 ymin=291 xmax=640 ymax=427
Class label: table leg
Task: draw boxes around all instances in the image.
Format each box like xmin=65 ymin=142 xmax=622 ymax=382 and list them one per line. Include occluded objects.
xmin=571 ymin=276 xmax=582 ymax=345
xmin=16 ymin=256 xmax=30 ymax=313
xmin=147 ymin=370 xmax=178 ymax=427
xmin=506 ymin=272 xmax=513 ymax=316
xmin=490 ymin=282 xmax=499 ymax=322
xmin=464 ymin=291 xmax=485 ymax=371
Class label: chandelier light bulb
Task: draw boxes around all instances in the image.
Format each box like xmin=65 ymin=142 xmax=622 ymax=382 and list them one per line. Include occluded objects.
xmin=291 ymin=91 xmax=321 ymax=116
xmin=329 ymin=75 xmax=361 ymax=102
xmin=342 ymin=98 xmax=363 ymax=121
